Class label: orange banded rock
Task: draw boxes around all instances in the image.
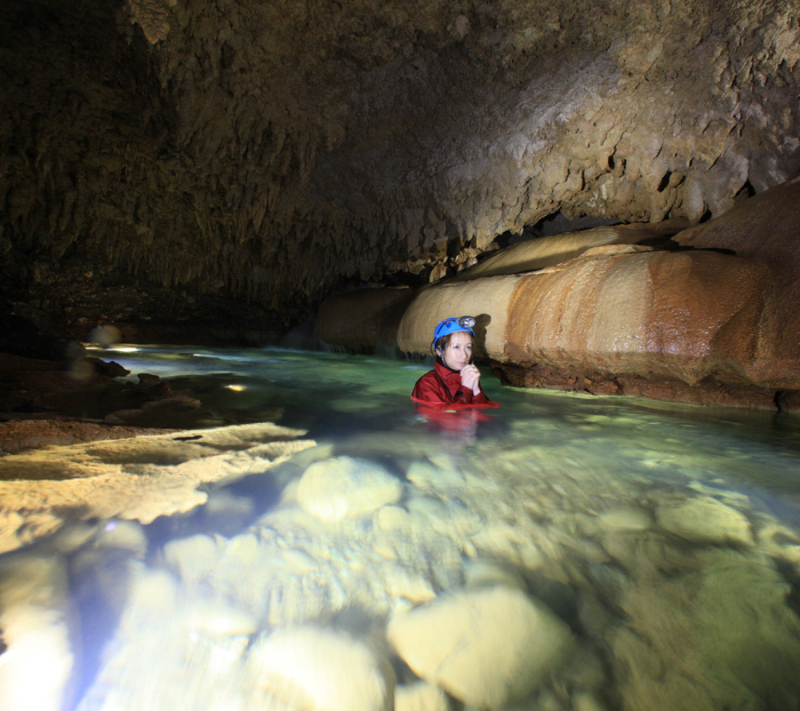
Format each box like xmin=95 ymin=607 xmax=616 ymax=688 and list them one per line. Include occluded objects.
xmin=674 ymin=178 xmax=800 ymax=386
xmin=504 ymin=247 xmax=770 ymax=386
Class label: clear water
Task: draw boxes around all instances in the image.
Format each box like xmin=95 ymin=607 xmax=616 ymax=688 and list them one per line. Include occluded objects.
xmin=3 ymin=344 xmax=800 ymax=711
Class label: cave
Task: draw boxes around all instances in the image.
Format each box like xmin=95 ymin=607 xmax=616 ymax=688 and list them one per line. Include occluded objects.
xmin=2 ymin=1 xmax=800 ymax=710
xmin=2 ymin=0 xmax=798 ymax=352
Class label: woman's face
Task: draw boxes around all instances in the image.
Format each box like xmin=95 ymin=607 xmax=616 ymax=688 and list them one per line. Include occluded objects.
xmin=439 ymin=331 xmax=473 ymax=371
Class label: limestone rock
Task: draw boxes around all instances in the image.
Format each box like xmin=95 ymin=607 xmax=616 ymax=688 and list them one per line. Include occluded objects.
xmin=3 ymin=0 xmax=800 ymax=339
xmin=503 ymin=249 xmax=769 ymax=386
xmin=247 ymin=626 xmax=394 ymax=711
xmin=453 ymin=223 xmax=682 ymax=281
xmin=0 ymin=419 xmax=173 ymax=456
xmin=656 ymin=497 xmax=754 ymax=546
xmin=387 ymin=586 xmax=574 ymax=709
xmin=163 ymin=534 xmax=226 ymax=583
xmin=184 ymin=599 xmax=256 ymax=638
xmin=463 ymin=560 xmax=526 ymax=591
xmin=0 ymin=423 xmax=313 ymax=553
xmin=297 ymin=456 xmax=403 ymax=523
xmin=674 ymin=179 xmax=800 ymax=385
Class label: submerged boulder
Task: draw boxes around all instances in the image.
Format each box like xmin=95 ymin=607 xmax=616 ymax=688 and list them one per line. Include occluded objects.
xmin=296 ymin=456 xmax=403 ymax=523
xmin=387 ymin=586 xmax=574 ymax=709
xmin=247 ymin=626 xmax=395 ymax=711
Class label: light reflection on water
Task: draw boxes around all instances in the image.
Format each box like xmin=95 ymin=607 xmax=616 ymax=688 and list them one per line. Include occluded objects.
xmin=3 ymin=344 xmax=800 ymax=711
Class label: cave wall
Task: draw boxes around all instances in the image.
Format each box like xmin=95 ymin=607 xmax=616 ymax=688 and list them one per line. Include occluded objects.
xmin=1 ymin=0 xmax=799 ymax=338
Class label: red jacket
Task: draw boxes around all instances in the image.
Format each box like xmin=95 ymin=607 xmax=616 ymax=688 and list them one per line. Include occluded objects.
xmin=411 ymin=362 xmax=500 ymax=409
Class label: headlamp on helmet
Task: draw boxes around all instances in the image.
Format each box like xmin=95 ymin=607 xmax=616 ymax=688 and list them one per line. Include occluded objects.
xmin=431 ymin=315 xmax=476 ymax=354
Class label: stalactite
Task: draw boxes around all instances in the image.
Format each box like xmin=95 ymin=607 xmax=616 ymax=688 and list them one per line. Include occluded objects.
xmin=1 ymin=0 xmax=799 ymax=327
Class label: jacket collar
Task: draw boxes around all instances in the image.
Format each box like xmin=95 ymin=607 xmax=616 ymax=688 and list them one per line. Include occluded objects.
xmin=434 ymin=360 xmax=462 ymax=381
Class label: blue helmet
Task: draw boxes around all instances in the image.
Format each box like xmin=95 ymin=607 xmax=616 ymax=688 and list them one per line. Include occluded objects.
xmin=431 ymin=316 xmax=476 ymax=354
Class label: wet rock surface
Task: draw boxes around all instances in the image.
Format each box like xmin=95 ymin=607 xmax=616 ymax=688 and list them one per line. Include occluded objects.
xmin=0 ymin=352 xmax=202 ymax=430
xmin=297 ymin=456 xmax=404 ymax=523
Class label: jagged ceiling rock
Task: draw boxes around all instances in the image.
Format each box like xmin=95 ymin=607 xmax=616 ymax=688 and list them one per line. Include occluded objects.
xmin=1 ymin=0 xmax=799 ymax=324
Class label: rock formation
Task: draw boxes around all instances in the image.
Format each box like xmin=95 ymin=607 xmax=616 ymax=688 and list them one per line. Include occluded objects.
xmin=320 ymin=180 xmax=800 ymax=408
xmin=1 ymin=0 xmax=799 ymax=350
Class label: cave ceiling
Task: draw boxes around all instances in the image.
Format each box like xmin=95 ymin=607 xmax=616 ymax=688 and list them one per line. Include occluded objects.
xmin=1 ymin=0 xmax=799 ymax=327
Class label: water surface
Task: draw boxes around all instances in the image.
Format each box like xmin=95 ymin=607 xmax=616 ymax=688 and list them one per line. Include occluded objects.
xmin=3 ymin=345 xmax=800 ymax=711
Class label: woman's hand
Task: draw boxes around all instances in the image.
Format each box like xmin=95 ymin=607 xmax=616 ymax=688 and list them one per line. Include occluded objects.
xmin=460 ymin=364 xmax=481 ymax=395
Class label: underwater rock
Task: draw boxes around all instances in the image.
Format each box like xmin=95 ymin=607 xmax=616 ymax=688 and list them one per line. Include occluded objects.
xmin=387 ymin=586 xmax=574 ymax=709
xmin=395 ymin=680 xmax=452 ymax=711
xmin=0 ymin=423 xmax=314 ymax=553
xmin=470 ymin=522 xmax=545 ymax=570
xmin=610 ymin=546 xmax=800 ymax=711
xmin=87 ymin=519 xmax=148 ymax=558
xmin=572 ymin=691 xmax=608 ymax=711
xmin=463 ymin=560 xmax=527 ymax=591
xmin=376 ymin=504 xmax=413 ymax=532
xmin=597 ymin=506 xmax=653 ymax=532
xmin=184 ymin=598 xmax=257 ymax=638
xmin=0 ymin=553 xmax=75 ymax=711
xmin=76 ymin=563 xmax=253 ymax=711
xmin=163 ymin=533 xmax=227 ymax=584
xmin=247 ymin=626 xmax=395 ymax=711
xmin=297 ymin=456 xmax=403 ymax=523
xmin=656 ymin=496 xmax=753 ymax=546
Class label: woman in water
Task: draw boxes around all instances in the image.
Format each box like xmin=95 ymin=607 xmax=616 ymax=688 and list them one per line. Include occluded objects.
xmin=411 ymin=316 xmax=499 ymax=409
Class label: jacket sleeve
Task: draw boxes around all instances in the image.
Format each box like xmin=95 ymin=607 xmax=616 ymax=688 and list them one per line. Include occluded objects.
xmin=411 ymin=372 xmax=448 ymax=404
xmin=470 ymin=389 xmax=491 ymax=405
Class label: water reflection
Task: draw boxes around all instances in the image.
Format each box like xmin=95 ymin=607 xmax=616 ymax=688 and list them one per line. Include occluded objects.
xmin=2 ymin=345 xmax=800 ymax=711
